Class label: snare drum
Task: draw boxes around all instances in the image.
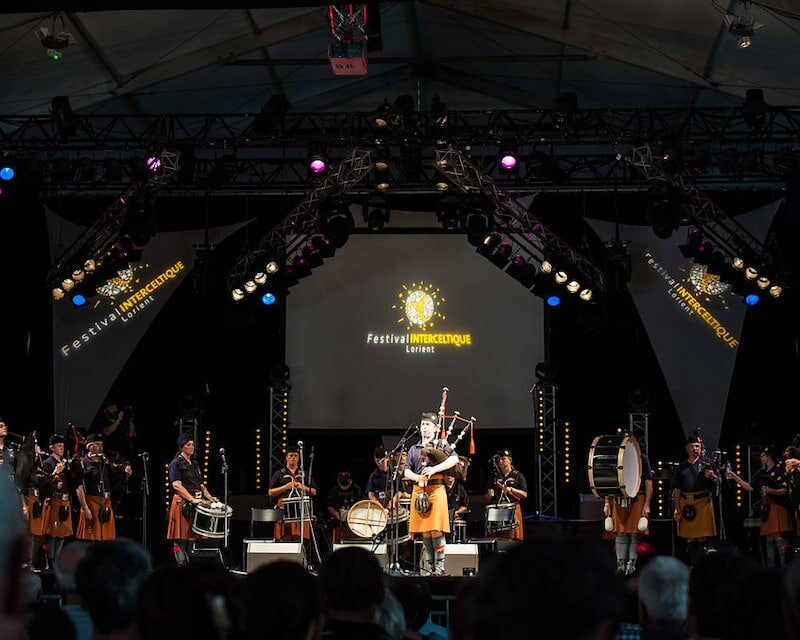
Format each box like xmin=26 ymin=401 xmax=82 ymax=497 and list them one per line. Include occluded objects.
xmin=485 ymin=503 xmax=517 ymax=535
xmin=282 ymin=495 xmax=313 ymax=522
xmin=191 ymin=502 xmax=233 ymax=539
xmin=385 ymin=507 xmax=410 ymax=544
xmin=451 ymin=518 xmax=467 ymax=543
xmin=587 ymin=435 xmax=642 ymax=499
xmin=347 ymin=500 xmax=388 ymax=538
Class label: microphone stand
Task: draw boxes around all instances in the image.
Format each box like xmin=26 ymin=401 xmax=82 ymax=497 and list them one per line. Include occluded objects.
xmin=140 ymin=452 xmax=150 ymax=548
xmin=298 ymin=443 xmax=322 ymax=570
xmin=387 ymin=423 xmax=417 ymax=576
xmin=221 ymin=452 xmax=229 ymax=550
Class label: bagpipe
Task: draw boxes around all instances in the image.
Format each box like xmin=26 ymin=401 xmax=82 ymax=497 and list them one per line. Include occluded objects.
xmin=421 ymin=386 xmax=476 ymax=480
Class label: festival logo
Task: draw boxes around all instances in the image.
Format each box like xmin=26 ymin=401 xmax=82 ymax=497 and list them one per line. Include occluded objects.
xmin=366 ymin=280 xmax=472 ymax=355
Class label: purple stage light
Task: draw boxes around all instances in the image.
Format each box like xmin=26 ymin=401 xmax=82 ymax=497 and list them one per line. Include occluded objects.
xmin=146 ymin=156 xmax=161 ymax=172
xmin=500 ymin=154 xmax=518 ymax=170
xmin=309 ymin=158 xmax=327 ymax=174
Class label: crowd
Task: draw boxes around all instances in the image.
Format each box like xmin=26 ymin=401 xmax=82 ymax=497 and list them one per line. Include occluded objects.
xmin=6 ymin=468 xmax=800 ymax=640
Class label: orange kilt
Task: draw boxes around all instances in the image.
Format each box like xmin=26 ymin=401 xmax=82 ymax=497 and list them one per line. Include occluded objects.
xmin=491 ymin=502 xmax=524 ymax=541
xmin=76 ymin=495 xmax=116 ymax=541
xmin=676 ymin=491 xmax=716 ymax=540
xmin=409 ymin=477 xmax=450 ymax=534
xmin=275 ymin=498 xmax=311 ymax=540
xmin=167 ymin=495 xmax=201 ymax=541
xmin=25 ymin=493 xmax=47 ymax=536
xmin=611 ymin=494 xmax=649 ymax=535
xmin=43 ymin=495 xmax=73 ymax=538
xmin=761 ymin=496 xmax=792 ymax=538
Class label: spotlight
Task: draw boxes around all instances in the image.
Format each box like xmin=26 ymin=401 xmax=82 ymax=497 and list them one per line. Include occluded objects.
xmin=52 ymin=287 xmax=65 ymax=301
xmin=390 ymin=95 xmax=415 ymax=128
xmin=301 ymin=244 xmax=323 ymax=268
xmin=244 ymin=280 xmax=257 ymax=294
xmin=554 ymin=271 xmax=568 ymax=284
xmin=579 ymin=288 xmax=593 ymax=302
xmin=146 ymin=156 xmax=162 ymax=172
xmin=566 ymin=280 xmax=580 ymax=293
xmin=254 ymin=272 xmax=267 ymax=285
xmin=553 ymin=92 xmax=577 ymax=130
xmin=72 ymin=269 xmax=85 ymax=282
xmin=311 ymin=234 xmax=335 ymax=259
xmin=373 ymin=147 xmax=390 ymax=172
xmin=71 ymin=294 xmax=86 ymax=307
xmin=321 ymin=198 xmax=354 ymax=248
xmin=769 ymin=285 xmax=782 ymax=298
xmin=365 ymin=207 xmax=388 ymax=231
xmin=231 ymin=288 xmax=244 ymax=302
xmin=498 ymin=139 xmax=519 ymax=172
xmin=646 ymin=184 xmax=683 ymax=239
xmin=252 ymin=95 xmax=289 ymax=134
xmin=745 ymin=266 xmax=758 ymax=280
xmin=482 ymin=232 xmax=501 ymax=249
xmin=490 ymin=242 xmax=513 ymax=267
xmin=266 ymin=261 xmax=279 ymax=274
xmin=437 ymin=200 xmax=461 ymax=230
xmin=547 ymin=295 xmax=561 ymax=307
xmin=431 ymin=95 xmax=448 ymax=127
xmin=62 ymin=278 xmax=75 ymax=291
xmin=84 ymin=259 xmax=96 ymax=273
xmin=745 ymin=293 xmax=759 ymax=306
xmin=466 ymin=213 xmax=489 ymax=247
xmin=541 ymin=260 xmax=553 ymax=274
xmin=372 ymin=99 xmax=391 ymax=128
xmin=0 ymin=166 xmax=14 ymax=181
xmin=308 ymin=144 xmax=328 ymax=175
xmin=732 ymin=256 xmax=745 ymax=270
xmin=757 ymin=276 xmax=770 ymax=289
xmin=435 ymin=180 xmax=450 ymax=192
xmin=261 ymin=292 xmax=276 ymax=305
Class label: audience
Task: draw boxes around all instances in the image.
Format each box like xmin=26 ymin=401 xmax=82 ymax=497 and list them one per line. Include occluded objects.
xmin=638 ymin=556 xmax=689 ymax=640
xmin=375 ymin=588 xmax=406 ymax=640
xmin=389 ymin=578 xmax=441 ymax=640
xmin=55 ymin=542 xmax=93 ymax=640
xmin=0 ymin=468 xmax=26 ymax=640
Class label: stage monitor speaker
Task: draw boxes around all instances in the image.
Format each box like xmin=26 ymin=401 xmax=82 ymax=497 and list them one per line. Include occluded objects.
xmin=579 ymin=493 xmax=604 ymax=521
xmin=333 ymin=542 xmax=387 ymax=568
xmin=443 ymin=543 xmax=479 ymax=576
xmin=244 ymin=539 xmax=305 ymax=572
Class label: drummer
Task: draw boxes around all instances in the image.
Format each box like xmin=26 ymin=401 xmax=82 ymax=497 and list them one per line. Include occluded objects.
xmin=167 ymin=433 xmax=217 ymax=562
xmin=404 ymin=412 xmax=459 ymax=576
xmin=485 ymin=449 xmax=527 ymax=541
xmin=366 ymin=446 xmax=390 ymax=507
xmin=268 ymin=446 xmax=317 ymax=541
xmin=326 ymin=471 xmax=363 ymax=543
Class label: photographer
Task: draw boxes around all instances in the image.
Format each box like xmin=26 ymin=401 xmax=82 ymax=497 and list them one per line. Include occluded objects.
xmin=90 ymin=402 xmax=137 ymax=458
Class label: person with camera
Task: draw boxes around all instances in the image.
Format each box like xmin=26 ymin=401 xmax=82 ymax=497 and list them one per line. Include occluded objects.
xmin=76 ymin=434 xmax=127 ymax=541
xmin=90 ymin=402 xmax=137 ymax=459
xmin=167 ymin=433 xmax=217 ymax=562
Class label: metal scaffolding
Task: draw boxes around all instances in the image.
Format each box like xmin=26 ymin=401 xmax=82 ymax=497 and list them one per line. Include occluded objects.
xmin=627 ymin=412 xmax=650 ymax=454
xmin=268 ymin=385 xmax=290 ymax=483
xmin=534 ymin=384 xmax=558 ymax=517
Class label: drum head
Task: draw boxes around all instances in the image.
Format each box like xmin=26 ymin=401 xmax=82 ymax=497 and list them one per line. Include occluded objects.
xmin=347 ymin=500 xmax=388 ymax=538
xmin=621 ymin=438 xmax=642 ymax=498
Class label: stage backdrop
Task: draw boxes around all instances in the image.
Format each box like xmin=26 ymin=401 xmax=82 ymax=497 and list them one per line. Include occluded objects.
xmin=287 ymin=211 xmax=544 ymax=430
xmin=588 ymin=200 xmax=780 ymax=447
xmin=48 ymin=208 xmax=242 ymax=431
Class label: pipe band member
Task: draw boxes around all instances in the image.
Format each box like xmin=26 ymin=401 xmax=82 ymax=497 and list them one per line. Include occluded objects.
xmin=167 ymin=433 xmax=217 ymax=562
xmin=268 ymin=446 xmax=317 ymax=541
xmin=604 ymin=444 xmax=652 ymax=575
xmin=41 ymin=435 xmax=72 ymax=566
xmin=671 ymin=434 xmax=718 ymax=565
xmin=405 ymin=412 xmax=459 ymax=576
xmin=327 ymin=471 xmax=364 ymax=543
xmin=485 ymin=449 xmax=528 ymax=541
xmin=76 ymin=434 xmax=121 ymax=542
xmin=728 ymin=445 xmax=791 ymax=566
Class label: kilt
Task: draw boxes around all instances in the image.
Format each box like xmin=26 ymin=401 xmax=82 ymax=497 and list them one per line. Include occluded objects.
xmin=611 ymin=494 xmax=649 ymax=535
xmin=761 ymin=496 xmax=792 ymax=539
xmin=275 ymin=498 xmax=311 ymax=540
xmin=76 ymin=495 xmax=116 ymax=541
xmin=43 ymin=494 xmax=73 ymax=538
xmin=25 ymin=492 xmax=47 ymax=536
xmin=409 ymin=476 xmax=450 ymax=534
xmin=167 ymin=495 xmax=201 ymax=541
xmin=676 ymin=491 xmax=716 ymax=540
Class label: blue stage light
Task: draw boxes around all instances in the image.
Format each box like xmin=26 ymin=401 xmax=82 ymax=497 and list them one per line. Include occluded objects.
xmin=745 ymin=293 xmax=759 ymax=306
xmin=261 ymin=292 xmax=276 ymax=305
xmin=0 ymin=166 xmax=14 ymax=181
xmin=546 ymin=295 xmax=561 ymax=307
xmin=71 ymin=294 xmax=86 ymax=307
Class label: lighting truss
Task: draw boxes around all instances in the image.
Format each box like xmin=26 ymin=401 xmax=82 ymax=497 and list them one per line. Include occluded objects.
xmin=627 ymin=411 xmax=650 ymax=455
xmin=435 ymin=146 xmax=605 ymax=294
xmin=227 ymin=148 xmax=372 ymax=288
xmin=534 ymin=383 xmax=558 ymax=517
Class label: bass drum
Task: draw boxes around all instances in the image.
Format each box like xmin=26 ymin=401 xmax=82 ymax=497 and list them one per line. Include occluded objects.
xmin=587 ymin=435 xmax=642 ymax=499
xmin=346 ymin=500 xmax=388 ymax=538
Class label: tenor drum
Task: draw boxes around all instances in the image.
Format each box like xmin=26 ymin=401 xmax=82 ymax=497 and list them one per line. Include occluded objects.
xmin=485 ymin=503 xmax=517 ymax=534
xmin=587 ymin=434 xmax=642 ymax=499
xmin=282 ymin=495 xmax=313 ymax=522
xmin=385 ymin=507 xmax=410 ymax=544
xmin=347 ymin=500 xmax=388 ymax=538
xmin=191 ymin=502 xmax=233 ymax=538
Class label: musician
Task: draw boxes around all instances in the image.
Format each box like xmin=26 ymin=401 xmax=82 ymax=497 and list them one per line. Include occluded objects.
xmin=404 ymin=413 xmax=459 ymax=575
xmin=366 ymin=446 xmax=390 ymax=506
xmin=603 ymin=446 xmax=653 ymax=575
xmin=445 ymin=475 xmax=468 ymax=515
xmin=0 ymin=417 xmax=28 ymax=524
xmin=727 ymin=445 xmax=791 ymax=565
xmin=76 ymin=434 xmax=130 ymax=541
xmin=90 ymin=402 xmax=136 ymax=458
xmin=485 ymin=449 xmax=527 ymax=541
xmin=671 ymin=434 xmax=718 ymax=565
xmin=327 ymin=471 xmax=363 ymax=543
xmin=268 ymin=446 xmax=317 ymax=541
xmin=167 ymin=434 xmax=217 ymax=561
xmin=41 ymin=435 xmax=72 ymax=566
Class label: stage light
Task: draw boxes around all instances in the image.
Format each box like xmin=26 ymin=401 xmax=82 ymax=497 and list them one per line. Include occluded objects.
xmin=483 ymin=232 xmax=501 ymax=249
xmin=553 ymin=92 xmax=577 ymax=130
xmin=0 ymin=166 xmax=14 ymax=181
xmin=498 ymin=139 xmax=518 ymax=172
xmin=554 ymin=271 xmax=568 ymax=284
xmin=547 ymin=295 xmax=561 ymax=307
xmin=62 ymin=278 xmax=75 ymax=291
xmin=311 ymin=233 xmax=335 ymax=259
xmin=266 ymin=261 xmax=279 ymax=274
xmin=52 ymin=287 xmax=65 ymax=301
xmin=745 ymin=293 xmax=759 ymax=306
xmin=372 ymin=99 xmax=391 ymax=128
xmin=541 ymin=260 xmax=553 ymax=274
xmin=231 ymin=288 xmax=244 ymax=302
xmin=732 ymin=256 xmax=745 ymax=270
xmin=373 ymin=147 xmax=390 ymax=172
xmin=309 ymin=159 xmax=327 ymax=176
xmin=244 ymin=280 xmax=257 ymax=294
xmin=84 ymin=259 xmax=96 ymax=273
xmin=146 ymin=156 xmax=161 ymax=172
xmin=566 ymin=280 xmax=580 ymax=293
xmin=254 ymin=272 xmax=267 ymax=285
xmin=390 ymin=95 xmax=415 ymax=128
xmin=466 ymin=213 xmax=489 ymax=247
xmin=757 ymin=276 xmax=770 ymax=289
xmin=745 ymin=266 xmax=758 ymax=280
xmin=322 ymin=199 xmax=354 ymax=248
xmin=435 ymin=181 xmax=449 ymax=192
xmin=72 ymin=269 xmax=85 ymax=282
xmin=438 ymin=201 xmax=461 ymax=230
xmin=431 ymin=94 xmax=448 ymax=127
xmin=579 ymin=288 xmax=593 ymax=302
xmin=769 ymin=285 xmax=782 ymax=298
xmin=365 ymin=208 xmax=387 ymax=231
xmin=261 ymin=292 xmax=276 ymax=305
xmin=376 ymin=180 xmax=390 ymax=192
xmin=307 ymin=144 xmax=328 ymax=175
xmin=490 ymin=242 xmax=513 ymax=267
xmin=71 ymin=294 xmax=86 ymax=307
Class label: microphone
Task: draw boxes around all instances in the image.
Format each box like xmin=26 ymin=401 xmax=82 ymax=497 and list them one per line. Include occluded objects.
xmin=219 ymin=448 xmax=227 ymax=465
xmin=137 ymin=451 xmax=149 ymax=459
xmin=96 ymin=452 xmax=106 ymax=461
xmin=297 ymin=441 xmax=304 ymax=448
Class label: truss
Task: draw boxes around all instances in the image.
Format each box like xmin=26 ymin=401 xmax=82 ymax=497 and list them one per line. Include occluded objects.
xmin=534 ymin=384 xmax=558 ymax=517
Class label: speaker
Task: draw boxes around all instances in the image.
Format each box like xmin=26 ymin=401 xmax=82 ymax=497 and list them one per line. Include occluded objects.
xmin=443 ymin=543 xmax=479 ymax=576
xmin=333 ymin=542 xmax=387 ymax=568
xmin=579 ymin=493 xmax=604 ymax=521
xmin=244 ymin=540 xmax=305 ymax=572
